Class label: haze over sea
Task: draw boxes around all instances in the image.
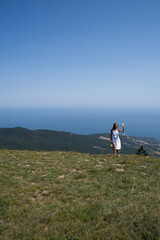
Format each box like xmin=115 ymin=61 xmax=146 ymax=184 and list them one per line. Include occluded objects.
xmin=0 ymin=107 xmax=160 ymax=141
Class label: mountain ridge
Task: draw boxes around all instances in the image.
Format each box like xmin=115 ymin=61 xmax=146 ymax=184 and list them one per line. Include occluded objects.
xmin=0 ymin=127 xmax=160 ymax=156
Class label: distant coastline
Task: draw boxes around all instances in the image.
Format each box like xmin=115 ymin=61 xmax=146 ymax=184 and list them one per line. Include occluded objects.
xmin=0 ymin=107 xmax=160 ymax=140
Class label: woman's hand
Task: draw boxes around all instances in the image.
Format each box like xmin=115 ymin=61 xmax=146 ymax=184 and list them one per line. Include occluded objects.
xmin=122 ymin=123 xmax=125 ymax=127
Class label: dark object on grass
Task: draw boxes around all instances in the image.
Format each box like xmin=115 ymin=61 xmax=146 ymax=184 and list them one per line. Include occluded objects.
xmin=137 ymin=145 xmax=148 ymax=156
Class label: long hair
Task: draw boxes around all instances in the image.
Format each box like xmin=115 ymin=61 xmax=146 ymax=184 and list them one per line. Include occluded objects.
xmin=111 ymin=122 xmax=119 ymax=131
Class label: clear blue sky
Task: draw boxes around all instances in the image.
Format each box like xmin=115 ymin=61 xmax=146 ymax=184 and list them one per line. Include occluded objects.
xmin=1 ymin=0 xmax=160 ymax=107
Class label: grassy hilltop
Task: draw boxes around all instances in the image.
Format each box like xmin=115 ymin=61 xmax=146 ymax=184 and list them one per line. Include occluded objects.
xmin=0 ymin=150 xmax=160 ymax=240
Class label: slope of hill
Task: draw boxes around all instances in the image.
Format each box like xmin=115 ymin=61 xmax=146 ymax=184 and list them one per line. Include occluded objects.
xmin=0 ymin=127 xmax=160 ymax=156
xmin=0 ymin=150 xmax=160 ymax=239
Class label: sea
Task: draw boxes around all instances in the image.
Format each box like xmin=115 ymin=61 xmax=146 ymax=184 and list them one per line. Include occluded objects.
xmin=0 ymin=107 xmax=160 ymax=140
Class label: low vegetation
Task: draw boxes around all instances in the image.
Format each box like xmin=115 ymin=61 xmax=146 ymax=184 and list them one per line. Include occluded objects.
xmin=0 ymin=150 xmax=160 ymax=239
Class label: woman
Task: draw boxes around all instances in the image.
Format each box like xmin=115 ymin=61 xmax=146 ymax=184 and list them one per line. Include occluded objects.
xmin=110 ymin=123 xmax=125 ymax=157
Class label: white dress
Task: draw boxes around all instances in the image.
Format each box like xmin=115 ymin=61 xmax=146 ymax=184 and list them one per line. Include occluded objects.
xmin=112 ymin=129 xmax=121 ymax=150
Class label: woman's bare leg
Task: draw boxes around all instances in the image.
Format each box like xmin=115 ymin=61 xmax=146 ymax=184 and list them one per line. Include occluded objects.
xmin=116 ymin=150 xmax=120 ymax=157
xmin=113 ymin=145 xmax=116 ymax=156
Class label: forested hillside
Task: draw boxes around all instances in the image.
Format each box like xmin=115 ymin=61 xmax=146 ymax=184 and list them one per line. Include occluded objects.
xmin=0 ymin=127 xmax=160 ymax=156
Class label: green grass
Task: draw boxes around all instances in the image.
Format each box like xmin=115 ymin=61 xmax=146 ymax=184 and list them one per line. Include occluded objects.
xmin=0 ymin=150 xmax=160 ymax=240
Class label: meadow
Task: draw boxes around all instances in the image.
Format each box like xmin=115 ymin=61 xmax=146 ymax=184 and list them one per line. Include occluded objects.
xmin=0 ymin=150 xmax=160 ymax=240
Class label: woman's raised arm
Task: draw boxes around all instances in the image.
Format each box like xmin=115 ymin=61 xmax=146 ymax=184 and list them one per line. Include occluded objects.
xmin=118 ymin=124 xmax=125 ymax=133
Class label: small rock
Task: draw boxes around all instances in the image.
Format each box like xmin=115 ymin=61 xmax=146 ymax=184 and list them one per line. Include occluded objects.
xmin=31 ymin=197 xmax=36 ymax=201
xmin=116 ymin=168 xmax=124 ymax=172
xmin=42 ymin=190 xmax=49 ymax=195
xmin=141 ymin=165 xmax=147 ymax=168
xmin=58 ymin=175 xmax=64 ymax=179
xmin=113 ymin=163 xmax=122 ymax=167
